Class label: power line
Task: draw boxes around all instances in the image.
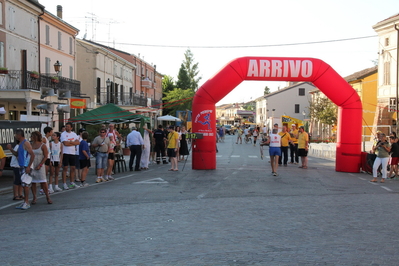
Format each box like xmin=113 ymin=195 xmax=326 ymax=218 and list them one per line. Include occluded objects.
xmin=94 ymin=35 xmax=378 ymax=49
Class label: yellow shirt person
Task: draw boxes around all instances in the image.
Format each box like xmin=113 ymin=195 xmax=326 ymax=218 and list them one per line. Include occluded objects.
xmin=298 ymin=130 xmax=309 ymax=149
xmin=278 ymin=130 xmax=291 ymax=147
xmin=290 ymin=125 xmax=299 ymax=144
xmin=167 ymin=130 xmax=179 ymax=149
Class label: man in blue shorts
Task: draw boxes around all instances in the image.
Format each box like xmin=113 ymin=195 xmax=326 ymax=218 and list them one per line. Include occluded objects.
xmin=266 ymin=128 xmax=281 ymax=176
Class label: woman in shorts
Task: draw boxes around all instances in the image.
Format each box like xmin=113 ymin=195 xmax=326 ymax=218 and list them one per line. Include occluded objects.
xmin=105 ymin=133 xmax=116 ymax=180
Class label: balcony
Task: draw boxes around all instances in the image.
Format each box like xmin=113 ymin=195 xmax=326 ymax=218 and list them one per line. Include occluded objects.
xmin=141 ymin=78 xmax=154 ymax=89
xmin=0 ymin=70 xmax=81 ymax=97
xmin=97 ymin=91 xmax=162 ymax=108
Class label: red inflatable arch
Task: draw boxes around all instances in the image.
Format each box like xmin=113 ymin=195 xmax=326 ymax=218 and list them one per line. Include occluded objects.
xmin=192 ymin=57 xmax=362 ymax=173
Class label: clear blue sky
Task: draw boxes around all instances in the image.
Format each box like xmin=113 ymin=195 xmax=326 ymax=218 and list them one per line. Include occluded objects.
xmin=40 ymin=0 xmax=399 ymax=104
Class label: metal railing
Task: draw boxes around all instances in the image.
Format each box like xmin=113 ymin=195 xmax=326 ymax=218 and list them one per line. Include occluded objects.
xmin=97 ymin=91 xmax=162 ymax=108
xmin=0 ymin=70 xmax=81 ymax=97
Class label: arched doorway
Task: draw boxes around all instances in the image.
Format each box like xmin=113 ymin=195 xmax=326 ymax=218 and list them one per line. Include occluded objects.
xmin=192 ymin=57 xmax=362 ymax=173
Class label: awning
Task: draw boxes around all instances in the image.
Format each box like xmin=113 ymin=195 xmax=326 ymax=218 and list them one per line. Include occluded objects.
xmin=281 ymin=115 xmax=304 ymax=127
xmin=69 ymin=103 xmax=150 ymax=125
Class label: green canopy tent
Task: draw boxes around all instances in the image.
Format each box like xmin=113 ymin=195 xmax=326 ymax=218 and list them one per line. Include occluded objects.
xmin=69 ymin=103 xmax=150 ymax=125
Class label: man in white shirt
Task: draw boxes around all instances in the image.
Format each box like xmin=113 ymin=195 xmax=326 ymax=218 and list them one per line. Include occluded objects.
xmin=126 ymin=126 xmax=144 ymax=171
xmin=61 ymin=122 xmax=80 ymax=190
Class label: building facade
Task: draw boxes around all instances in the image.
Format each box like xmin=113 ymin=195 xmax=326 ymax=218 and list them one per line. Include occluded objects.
xmin=372 ymin=14 xmax=399 ymax=134
xmin=264 ymin=82 xmax=315 ymax=121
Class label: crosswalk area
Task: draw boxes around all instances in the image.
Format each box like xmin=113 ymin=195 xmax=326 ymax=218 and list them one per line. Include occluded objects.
xmin=216 ymin=154 xmax=313 ymax=160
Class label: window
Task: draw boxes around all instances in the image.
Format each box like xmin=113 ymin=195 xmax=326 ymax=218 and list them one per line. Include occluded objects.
xmin=0 ymin=42 xmax=4 ymax=68
xmin=30 ymin=17 xmax=37 ymax=40
xmin=298 ymin=88 xmax=305 ymax=96
xmin=58 ymin=31 xmax=62 ymax=50
xmin=384 ymin=61 xmax=391 ymax=85
xmin=295 ymin=104 xmax=300 ymax=113
xmin=8 ymin=6 xmax=15 ymax=31
xmin=0 ymin=2 xmax=3 ymax=25
xmin=69 ymin=37 xmax=73 ymax=54
xmin=385 ymin=38 xmax=389 ymax=46
xmin=45 ymin=57 xmax=51 ymax=74
xmin=69 ymin=66 xmax=73 ymax=79
xmin=45 ymin=25 xmax=50 ymax=45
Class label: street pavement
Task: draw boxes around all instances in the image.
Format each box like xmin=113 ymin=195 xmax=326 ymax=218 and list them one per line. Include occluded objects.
xmin=1 ymin=135 xmax=399 ymax=265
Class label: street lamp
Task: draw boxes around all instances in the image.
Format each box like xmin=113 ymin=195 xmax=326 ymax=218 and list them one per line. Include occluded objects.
xmin=302 ymin=110 xmax=306 ymax=120
xmin=54 ymin=60 xmax=62 ymax=75
xmin=106 ymin=78 xmax=111 ymax=88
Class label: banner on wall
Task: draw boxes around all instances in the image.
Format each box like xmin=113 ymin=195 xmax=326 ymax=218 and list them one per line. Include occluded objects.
xmin=70 ymin=99 xmax=86 ymax=109
xmin=0 ymin=121 xmax=41 ymax=149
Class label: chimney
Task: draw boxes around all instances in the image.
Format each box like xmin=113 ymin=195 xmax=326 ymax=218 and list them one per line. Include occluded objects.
xmin=57 ymin=5 xmax=63 ymax=19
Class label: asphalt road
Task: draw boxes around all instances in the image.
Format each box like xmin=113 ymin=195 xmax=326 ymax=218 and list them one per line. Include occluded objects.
xmin=1 ymin=135 xmax=399 ymax=266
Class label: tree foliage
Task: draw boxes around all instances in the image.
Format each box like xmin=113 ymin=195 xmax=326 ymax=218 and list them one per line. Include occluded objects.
xmin=179 ymin=49 xmax=201 ymax=91
xmin=308 ymin=95 xmax=337 ymax=125
xmin=162 ymin=75 xmax=175 ymax=96
xmin=264 ymin=86 xmax=271 ymax=95
xmin=176 ymin=63 xmax=191 ymax=90
xmin=163 ymin=49 xmax=201 ymax=116
xmin=162 ymin=88 xmax=195 ymax=116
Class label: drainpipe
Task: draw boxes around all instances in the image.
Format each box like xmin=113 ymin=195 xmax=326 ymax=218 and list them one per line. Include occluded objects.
xmin=395 ymin=24 xmax=399 ymax=130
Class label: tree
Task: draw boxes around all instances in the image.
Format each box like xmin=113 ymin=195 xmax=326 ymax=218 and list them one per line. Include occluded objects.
xmin=264 ymin=86 xmax=271 ymax=95
xmin=163 ymin=88 xmax=195 ymax=116
xmin=176 ymin=63 xmax=191 ymax=90
xmin=177 ymin=49 xmax=201 ymax=91
xmin=308 ymin=95 xmax=337 ymax=126
xmin=162 ymin=75 xmax=175 ymax=97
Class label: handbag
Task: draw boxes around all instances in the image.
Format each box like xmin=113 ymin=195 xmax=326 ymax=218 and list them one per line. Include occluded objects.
xmin=21 ymin=172 xmax=32 ymax=186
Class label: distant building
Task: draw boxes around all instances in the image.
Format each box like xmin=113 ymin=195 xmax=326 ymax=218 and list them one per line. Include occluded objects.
xmin=372 ymin=14 xmax=399 ymax=134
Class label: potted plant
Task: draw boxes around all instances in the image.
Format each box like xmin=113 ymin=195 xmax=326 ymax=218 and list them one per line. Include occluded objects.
xmin=30 ymin=71 xmax=39 ymax=79
xmin=0 ymin=67 xmax=8 ymax=74
xmin=51 ymin=76 xmax=59 ymax=83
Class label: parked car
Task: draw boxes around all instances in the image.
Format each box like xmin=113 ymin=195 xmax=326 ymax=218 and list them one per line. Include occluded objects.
xmin=224 ymin=125 xmax=235 ymax=135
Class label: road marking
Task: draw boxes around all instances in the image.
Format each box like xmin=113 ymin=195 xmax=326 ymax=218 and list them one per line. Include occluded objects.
xmin=135 ymin=178 xmax=168 ymax=184
xmin=231 ymin=155 xmax=240 ymax=157
xmin=197 ymin=181 xmax=222 ymax=199
xmin=381 ymin=186 xmax=393 ymax=192
xmin=248 ymin=155 xmax=258 ymax=158
xmin=358 ymin=177 xmax=367 ymax=181
xmin=232 ymin=171 xmax=238 ymax=175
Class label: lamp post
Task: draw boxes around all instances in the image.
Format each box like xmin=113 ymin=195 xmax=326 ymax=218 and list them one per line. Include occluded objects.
xmin=54 ymin=60 xmax=62 ymax=75
xmin=106 ymin=78 xmax=111 ymax=103
xmin=302 ymin=110 xmax=306 ymax=120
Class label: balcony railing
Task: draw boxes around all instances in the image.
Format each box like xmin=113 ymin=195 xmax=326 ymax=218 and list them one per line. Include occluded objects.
xmin=0 ymin=70 xmax=81 ymax=97
xmin=97 ymin=91 xmax=162 ymax=108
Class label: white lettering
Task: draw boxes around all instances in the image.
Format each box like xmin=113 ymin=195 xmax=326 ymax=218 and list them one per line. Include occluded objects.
xmin=247 ymin=60 xmax=258 ymax=77
xmin=259 ymin=60 xmax=270 ymax=77
xmin=271 ymin=60 xmax=282 ymax=77
xmin=301 ymin=60 xmax=313 ymax=78
xmin=289 ymin=60 xmax=301 ymax=77
xmin=246 ymin=59 xmax=313 ymax=79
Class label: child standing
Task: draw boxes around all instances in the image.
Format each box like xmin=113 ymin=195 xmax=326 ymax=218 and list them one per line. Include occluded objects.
xmin=79 ymin=132 xmax=91 ymax=187
xmin=49 ymin=132 xmax=63 ymax=192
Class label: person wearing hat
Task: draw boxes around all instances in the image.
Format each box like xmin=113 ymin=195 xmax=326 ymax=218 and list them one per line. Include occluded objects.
xmin=289 ymin=124 xmax=299 ymax=164
xmin=298 ymin=126 xmax=309 ymax=169
xmin=126 ymin=126 xmax=144 ymax=171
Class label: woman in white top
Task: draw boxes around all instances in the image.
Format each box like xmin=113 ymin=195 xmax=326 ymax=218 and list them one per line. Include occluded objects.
xmin=30 ymin=131 xmax=52 ymax=205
